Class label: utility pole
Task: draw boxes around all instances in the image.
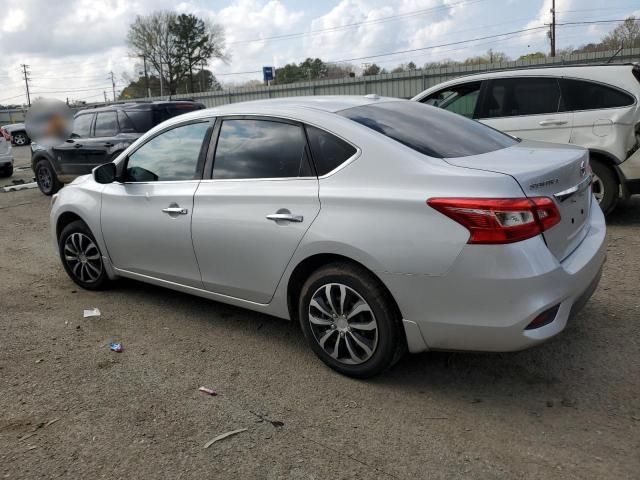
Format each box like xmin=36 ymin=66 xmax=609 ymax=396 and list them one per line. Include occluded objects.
xmin=109 ymin=71 xmax=116 ymax=102
xmin=159 ymin=62 xmax=164 ymax=98
xmin=550 ymin=0 xmax=556 ymax=57
xmin=199 ymin=61 xmax=205 ymax=92
xmin=142 ymin=56 xmax=150 ymax=98
xmin=103 ymin=91 xmax=108 ymax=104
xmin=21 ymin=64 xmax=31 ymax=107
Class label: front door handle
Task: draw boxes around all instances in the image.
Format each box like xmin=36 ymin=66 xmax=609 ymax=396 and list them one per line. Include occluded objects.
xmin=73 ymin=143 xmax=83 ymax=148
xmin=266 ymin=213 xmax=303 ymax=223
xmin=162 ymin=207 xmax=188 ymax=215
xmin=103 ymin=142 xmax=114 ymax=147
xmin=539 ymin=119 xmax=568 ymax=126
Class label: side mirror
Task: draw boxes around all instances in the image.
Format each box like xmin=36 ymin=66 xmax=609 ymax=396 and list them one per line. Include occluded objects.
xmin=93 ymin=162 xmax=117 ymax=184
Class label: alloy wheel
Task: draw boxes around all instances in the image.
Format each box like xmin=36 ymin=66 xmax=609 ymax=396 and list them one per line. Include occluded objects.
xmin=591 ymin=172 xmax=604 ymax=203
xmin=13 ymin=133 xmax=27 ymax=146
xmin=63 ymin=232 xmax=103 ymax=283
xmin=308 ymin=283 xmax=378 ymax=365
xmin=37 ymin=165 xmax=52 ymax=192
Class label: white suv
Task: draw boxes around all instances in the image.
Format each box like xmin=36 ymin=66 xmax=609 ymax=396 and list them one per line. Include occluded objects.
xmin=413 ymin=64 xmax=640 ymax=214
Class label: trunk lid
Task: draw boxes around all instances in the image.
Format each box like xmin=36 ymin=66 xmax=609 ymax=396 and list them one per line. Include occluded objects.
xmin=0 ymin=137 xmax=10 ymax=155
xmin=444 ymin=140 xmax=593 ymax=261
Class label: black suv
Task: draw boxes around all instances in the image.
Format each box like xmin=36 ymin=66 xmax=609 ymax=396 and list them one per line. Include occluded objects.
xmin=31 ymin=100 xmax=205 ymax=195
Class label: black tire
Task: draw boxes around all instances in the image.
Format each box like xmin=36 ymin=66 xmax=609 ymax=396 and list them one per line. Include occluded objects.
xmin=298 ymin=262 xmax=404 ymax=378
xmin=58 ymin=220 xmax=110 ymax=290
xmin=12 ymin=132 xmax=29 ymax=146
xmin=35 ymin=159 xmax=62 ymax=196
xmin=0 ymin=165 xmax=12 ymax=177
xmin=590 ymin=158 xmax=618 ymax=215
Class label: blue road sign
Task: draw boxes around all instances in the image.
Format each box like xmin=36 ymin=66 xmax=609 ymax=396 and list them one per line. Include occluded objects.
xmin=263 ymin=66 xmax=274 ymax=82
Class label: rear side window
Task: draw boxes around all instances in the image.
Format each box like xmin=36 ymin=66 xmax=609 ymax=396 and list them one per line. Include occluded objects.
xmin=153 ymin=104 xmax=203 ymax=126
xmin=560 ymin=79 xmax=634 ymax=111
xmin=339 ymin=101 xmax=517 ymax=158
xmin=94 ymin=112 xmax=118 ymax=137
xmin=480 ymin=77 xmax=561 ymax=118
xmin=71 ymin=114 xmax=94 ymax=138
xmin=213 ymin=119 xmax=312 ymax=179
xmin=305 ymin=126 xmax=357 ymax=175
xmin=117 ymin=111 xmax=136 ymax=132
xmin=124 ymin=109 xmax=153 ymax=133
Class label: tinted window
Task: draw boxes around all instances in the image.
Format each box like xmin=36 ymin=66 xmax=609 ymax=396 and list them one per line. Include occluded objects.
xmin=306 ymin=126 xmax=357 ymax=175
xmin=71 ymin=114 xmax=94 ymax=138
xmin=126 ymin=122 xmax=209 ymax=182
xmin=339 ymin=101 xmax=517 ymax=158
xmin=423 ymin=82 xmax=481 ymax=118
xmin=117 ymin=111 xmax=136 ymax=132
xmin=94 ymin=112 xmax=118 ymax=137
xmin=213 ymin=119 xmax=311 ymax=179
xmin=481 ymin=78 xmax=561 ymax=118
xmin=153 ymin=104 xmax=203 ymax=127
xmin=124 ymin=109 xmax=153 ymax=133
xmin=560 ymin=79 xmax=634 ymax=111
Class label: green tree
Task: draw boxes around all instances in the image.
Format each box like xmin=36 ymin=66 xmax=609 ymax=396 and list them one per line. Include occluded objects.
xmin=517 ymin=52 xmax=546 ymax=61
xmin=170 ymin=13 xmax=227 ymax=93
xmin=274 ymin=58 xmax=329 ymax=84
xmin=362 ymin=64 xmax=382 ymax=76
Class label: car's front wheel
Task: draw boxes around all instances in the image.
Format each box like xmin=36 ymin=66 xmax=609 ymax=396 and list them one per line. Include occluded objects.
xmin=58 ymin=220 xmax=110 ymax=290
xmin=35 ymin=159 xmax=62 ymax=195
xmin=298 ymin=262 xmax=404 ymax=378
xmin=590 ymin=158 xmax=618 ymax=215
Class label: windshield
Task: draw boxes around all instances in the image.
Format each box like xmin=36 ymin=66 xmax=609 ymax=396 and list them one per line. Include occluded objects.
xmin=338 ymin=101 xmax=517 ymax=158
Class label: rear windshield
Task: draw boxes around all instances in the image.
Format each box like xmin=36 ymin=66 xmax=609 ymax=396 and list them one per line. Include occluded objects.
xmin=338 ymin=101 xmax=517 ymax=158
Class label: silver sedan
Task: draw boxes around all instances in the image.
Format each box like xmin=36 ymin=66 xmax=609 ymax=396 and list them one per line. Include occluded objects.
xmin=50 ymin=96 xmax=606 ymax=377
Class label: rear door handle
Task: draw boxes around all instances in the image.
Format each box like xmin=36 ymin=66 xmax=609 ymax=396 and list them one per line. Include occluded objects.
xmin=103 ymin=142 xmax=114 ymax=147
xmin=73 ymin=143 xmax=83 ymax=148
xmin=539 ymin=120 xmax=568 ymax=126
xmin=162 ymin=207 xmax=188 ymax=215
xmin=266 ymin=213 xmax=303 ymax=223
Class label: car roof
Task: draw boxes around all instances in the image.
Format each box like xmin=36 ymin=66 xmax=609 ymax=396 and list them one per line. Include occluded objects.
xmin=75 ymin=100 xmax=203 ymax=115
xmin=413 ymin=63 xmax=640 ymax=99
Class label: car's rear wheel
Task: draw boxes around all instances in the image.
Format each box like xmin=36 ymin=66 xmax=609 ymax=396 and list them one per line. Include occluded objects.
xmin=12 ymin=132 xmax=29 ymax=146
xmin=0 ymin=165 xmax=12 ymax=177
xmin=58 ymin=220 xmax=109 ymax=290
xmin=590 ymin=158 xmax=618 ymax=215
xmin=298 ymin=262 xmax=403 ymax=378
xmin=35 ymin=159 xmax=62 ymax=195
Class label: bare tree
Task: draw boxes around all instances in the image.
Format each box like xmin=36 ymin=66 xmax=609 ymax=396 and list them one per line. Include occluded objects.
xmin=601 ymin=16 xmax=640 ymax=49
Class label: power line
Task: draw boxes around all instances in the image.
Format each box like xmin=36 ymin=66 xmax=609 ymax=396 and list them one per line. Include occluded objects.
xmin=228 ymin=0 xmax=490 ymax=45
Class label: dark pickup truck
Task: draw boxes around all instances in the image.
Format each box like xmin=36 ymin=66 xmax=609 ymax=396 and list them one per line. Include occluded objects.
xmin=31 ymin=100 xmax=205 ymax=195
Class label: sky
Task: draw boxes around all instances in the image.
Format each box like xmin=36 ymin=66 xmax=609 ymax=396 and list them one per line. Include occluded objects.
xmin=0 ymin=0 xmax=638 ymax=105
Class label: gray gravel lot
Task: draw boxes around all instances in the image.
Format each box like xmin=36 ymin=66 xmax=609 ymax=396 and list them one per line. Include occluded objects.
xmin=1 ymin=146 xmax=639 ymax=479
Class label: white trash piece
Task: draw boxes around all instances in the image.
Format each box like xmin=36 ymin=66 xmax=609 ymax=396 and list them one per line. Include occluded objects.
xmin=83 ymin=308 xmax=101 ymax=318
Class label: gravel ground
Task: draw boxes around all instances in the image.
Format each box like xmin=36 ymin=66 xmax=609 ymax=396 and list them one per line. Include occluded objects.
xmin=1 ymin=146 xmax=639 ymax=479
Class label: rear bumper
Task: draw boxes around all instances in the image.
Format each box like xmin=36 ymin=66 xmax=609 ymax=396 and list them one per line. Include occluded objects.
xmin=384 ymin=200 xmax=607 ymax=353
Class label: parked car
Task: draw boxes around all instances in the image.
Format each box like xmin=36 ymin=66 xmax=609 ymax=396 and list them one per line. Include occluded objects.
xmin=412 ymin=64 xmax=640 ymax=214
xmin=0 ymin=133 xmax=13 ymax=177
xmin=50 ymin=96 xmax=606 ymax=378
xmin=2 ymin=123 xmax=30 ymax=146
xmin=31 ymin=100 xmax=205 ymax=195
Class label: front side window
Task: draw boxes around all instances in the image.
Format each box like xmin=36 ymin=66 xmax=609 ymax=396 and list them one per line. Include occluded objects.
xmin=94 ymin=112 xmax=118 ymax=137
xmin=213 ymin=119 xmax=311 ymax=179
xmin=480 ymin=77 xmax=561 ymax=118
xmin=339 ymin=101 xmax=517 ymax=158
xmin=125 ymin=122 xmax=209 ymax=182
xmin=560 ymin=79 xmax=634 ymax=111
xmin=422 ymin=82 xmax=481 ymax=118
xmin=305 ymin=126 xmax=357 ymax=176
xmin=71 ymin=114 xmax=94 ymax=138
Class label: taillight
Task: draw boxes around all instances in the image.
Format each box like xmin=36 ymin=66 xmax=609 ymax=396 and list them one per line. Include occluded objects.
xmin=427 ymin=197 xmax=561 ymax=244
xmin=0 ymin=128 xmax=9 ymax=141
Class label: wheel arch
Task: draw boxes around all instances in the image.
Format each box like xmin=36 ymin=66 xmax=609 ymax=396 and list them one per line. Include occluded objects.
xmin=31 ymin=151 xmax=59 ymax=173
xmin=588 ymin=149 xmax=628 ymax=197
xmin=286 ymin=253 xmax=403 ymax=326
xmin=56 ymin=211 xmax=86 ymax=239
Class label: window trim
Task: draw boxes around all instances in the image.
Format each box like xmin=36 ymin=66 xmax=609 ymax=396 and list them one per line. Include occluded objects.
xmin=118 ymin=118 xmax=215 ymax=184
xmin=204 ymin=115 xmax=318 ymax=182
xmin=475 ymin=76 xmax=564 ymax=120
xmin=558 ymin=76 xmax=637 ymax=113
